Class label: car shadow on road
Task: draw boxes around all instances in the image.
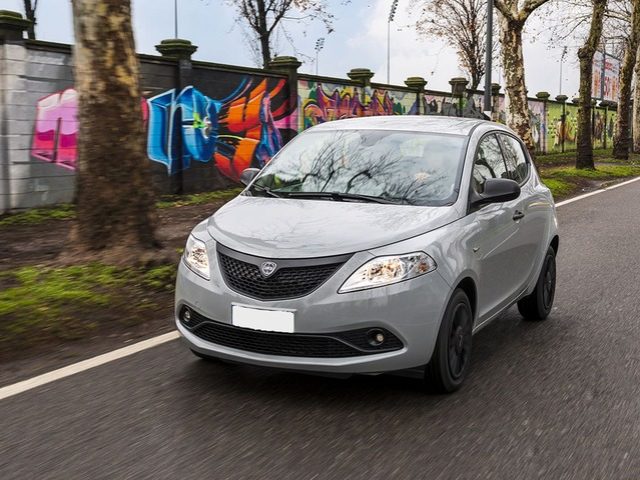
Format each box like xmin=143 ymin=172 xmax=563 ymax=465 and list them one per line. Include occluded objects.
xmin=172 ymin=306 xmax=566 ymax=412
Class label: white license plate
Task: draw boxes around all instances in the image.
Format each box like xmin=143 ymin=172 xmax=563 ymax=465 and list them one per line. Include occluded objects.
xmin=232 ymin=305 xmax=294 ymax=333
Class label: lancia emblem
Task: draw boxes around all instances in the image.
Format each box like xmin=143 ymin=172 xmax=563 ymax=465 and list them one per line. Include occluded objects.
xmin=260 ymin=261 xmax=277 ymax=278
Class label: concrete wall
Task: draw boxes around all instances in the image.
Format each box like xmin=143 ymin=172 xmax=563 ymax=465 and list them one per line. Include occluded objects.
xmin=0 ymin=40 xmax=295 ymax=212
xmin=0 ymin=36 xmax=620 ymax=214
xmin=1 ymin=41 xmax=76 ymax=212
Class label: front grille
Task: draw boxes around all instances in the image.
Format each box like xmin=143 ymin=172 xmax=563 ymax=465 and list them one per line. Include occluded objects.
xmin=217 ymin=244 xmax=349 ymax=300
xmin=181 ymin=310 xmax=403 ymax=358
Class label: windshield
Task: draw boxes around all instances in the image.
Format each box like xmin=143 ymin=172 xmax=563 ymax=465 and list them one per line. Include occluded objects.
xmin=249 ymin=129 xmax=467 ymax=206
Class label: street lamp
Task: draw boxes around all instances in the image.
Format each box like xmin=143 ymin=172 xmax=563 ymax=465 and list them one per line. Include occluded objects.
xmin=174 ymin=0 xmax=178 ymax=38
xmin=315 ymin=37 xmax=325 ymax=76
xmin=559 ymin=46 xmax=568 ymax=95
xmin=387 ymin=0 xmax=399 ymax=84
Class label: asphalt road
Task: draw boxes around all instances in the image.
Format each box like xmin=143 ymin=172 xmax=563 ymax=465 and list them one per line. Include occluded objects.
xmin=2 ymin=182 xmax=640 ymax=480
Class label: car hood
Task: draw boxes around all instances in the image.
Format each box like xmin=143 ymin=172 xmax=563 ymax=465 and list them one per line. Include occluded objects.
xmin=207 ymin=195 xmax=462 ymax=258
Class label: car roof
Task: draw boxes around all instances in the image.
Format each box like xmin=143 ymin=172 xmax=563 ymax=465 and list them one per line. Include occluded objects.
xmin=308 ymin=115 xmax=509 ymax=137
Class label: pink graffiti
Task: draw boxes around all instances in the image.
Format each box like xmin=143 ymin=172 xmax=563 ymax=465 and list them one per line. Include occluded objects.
xmin=31 ymin=88 xmax=149 ymax=170
xmin=32 ymin=89 xmax=78 ymax=169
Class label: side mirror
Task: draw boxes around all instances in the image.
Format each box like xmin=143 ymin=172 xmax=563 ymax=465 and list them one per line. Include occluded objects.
xmin=471 ymin=178 xmax=521 ymax=206
xmin=240 ymin=168 xmax=261 ymax=186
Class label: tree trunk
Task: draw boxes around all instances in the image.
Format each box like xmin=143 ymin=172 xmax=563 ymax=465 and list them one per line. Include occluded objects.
xmin=70 ymin=0 xmax=159 ymax=262
xmin=576 ymin=0 xmax=606 ymax=170
xmin=256 ymin=0 xmax=271 ymax=68
xmin=633 ymin=45 xmax=640 ymax=153
xmin=468 ymin=69 xmax=481 ymax=95
xmin=23 ymin=0 xmax=36 ymax=40
xmin=613 ymin=0 xmax=640 ymax=160
xmin=260 ymin=32 xmax=271 ymax=68
xmin=499 ymin=16 xmax=535 ymax=155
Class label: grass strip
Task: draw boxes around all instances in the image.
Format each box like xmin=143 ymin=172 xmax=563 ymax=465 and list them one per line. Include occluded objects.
xmin=0 ymin=187 xmax=242 ymax=227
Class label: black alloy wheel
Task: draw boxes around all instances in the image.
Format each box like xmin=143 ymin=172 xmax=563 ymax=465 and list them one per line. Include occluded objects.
xmin=517 ymin=246 xmax=556 ymax=321
xmin=425 ymin=288 xmax=473 ymax=393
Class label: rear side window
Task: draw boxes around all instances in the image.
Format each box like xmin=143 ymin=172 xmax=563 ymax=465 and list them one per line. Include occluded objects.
xmin=499 ymin=134 xmax=529 ymax=184
xmin=472 ymin=135 xmax=508 ymax=194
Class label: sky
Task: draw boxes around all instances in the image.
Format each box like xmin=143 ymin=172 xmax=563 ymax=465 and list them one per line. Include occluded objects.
xmin=2 ymin=0 xmax=581 ymax=97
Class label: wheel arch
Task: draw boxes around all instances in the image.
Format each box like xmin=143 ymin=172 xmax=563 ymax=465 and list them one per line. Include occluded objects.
xmin=455 ymin=277 xmax=477 ymax=321
xmin=550 ymin=235 xmax=559 ymax=254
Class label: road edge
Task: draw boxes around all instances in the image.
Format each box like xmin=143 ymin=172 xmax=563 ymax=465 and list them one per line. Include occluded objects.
xmin=0 ymin=331 xmax=179 ymax=401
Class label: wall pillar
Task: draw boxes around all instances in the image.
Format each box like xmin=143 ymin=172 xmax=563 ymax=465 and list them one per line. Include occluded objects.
xmin=600 ymin=100 xmax=613 ymax=149
xmin=404 ymin=77 xmax=427 ymax=115
xmin=155 ymin=38 xmax=197 ymax=87
xmin=155 ymin=38 xmax=198 ymax=194
xmin=536 ymin=91 xmax=550 ymax=154
xmin=347 ymin=68 xmax=375 ymax=111
xmin=449 ymin=77 xmax=468 ymax=117
xmin=491 ymin=83 xmax=501 ymax=122
xmin=556 ymin=95 xmax=568 ymax=153
xmin=609 ymin=101 xmax=618 ymax=148
xmin=268 ymin=56 xmax=301 ymax=142
xmin=0 ymin=10 xmax=32 ymax=213
xmin=0 ymin=10 xmax=30 ymax=42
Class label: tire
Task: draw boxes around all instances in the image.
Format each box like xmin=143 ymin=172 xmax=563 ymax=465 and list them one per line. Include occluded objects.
xmin=425 ymin=289 xmax=473 ymax=393
xmin=517 ymin=246 xmax=556 ymax=321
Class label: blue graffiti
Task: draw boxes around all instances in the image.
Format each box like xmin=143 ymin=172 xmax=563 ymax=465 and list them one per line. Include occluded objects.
xmin=147 ymin=86 xmax=220 ymax=174
xmin=147 ymin=83 xmax=249 ymax=174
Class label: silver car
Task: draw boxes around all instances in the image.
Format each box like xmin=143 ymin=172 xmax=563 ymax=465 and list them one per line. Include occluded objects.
xmin=175 ymin=116 xmax=558 ymax=392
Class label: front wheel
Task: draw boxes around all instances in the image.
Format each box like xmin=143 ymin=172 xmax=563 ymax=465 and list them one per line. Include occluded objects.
xmin=425 ymin=289 xmax=473 ymax=393
xmin=517 ymin=246 xmax=556 ymax=321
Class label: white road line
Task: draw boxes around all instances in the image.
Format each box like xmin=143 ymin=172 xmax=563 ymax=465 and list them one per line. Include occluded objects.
xmin=0 ymin=331 xmax=180 ymax=401
xmin=2 ymin=174 xmax=640 ymax=402
xmin=555 ymin=175 xmax=640 ymax=207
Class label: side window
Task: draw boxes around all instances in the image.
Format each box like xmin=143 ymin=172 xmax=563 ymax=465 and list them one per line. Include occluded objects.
xmin=472 ymin=135 xmax=508 ymax=194
xmin=499 ymin=134 xmax=529 ymax=184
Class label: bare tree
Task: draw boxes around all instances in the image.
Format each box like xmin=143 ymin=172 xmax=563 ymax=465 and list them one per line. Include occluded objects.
xmin=23 ymin=0 xmax=37 ymax=40
xmin=227 ymin=0 xmax=334 ymax=68
xmin=412 ymin=0 xmax=493 ymax=92
xmin=494 ymin=0 xmax=552 ymax=155
xmin=576 ymin=0 xmax=607 ymax=169
xmin=70 ymin=0 xmax=159 ymax=262
xmin=613 ymin=0 xmax=640 ymax=159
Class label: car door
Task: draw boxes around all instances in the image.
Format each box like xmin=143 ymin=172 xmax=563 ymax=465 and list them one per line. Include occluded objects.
xmin=466 ymin=134 xmax=530 ymax=324
xmin=498 ymin=133 xmax=548 ymax=287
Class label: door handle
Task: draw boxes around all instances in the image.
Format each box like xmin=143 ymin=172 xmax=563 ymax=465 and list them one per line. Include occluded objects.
xmin=513 ymin=210 xmax=525 ymax=221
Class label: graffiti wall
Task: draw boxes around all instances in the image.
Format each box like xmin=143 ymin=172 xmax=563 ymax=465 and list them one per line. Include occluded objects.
xmin=368 ymin=87 xmax=417 ymax=116
xmin=528 ymin=100 xmax=545 ymax=153
xmin=1 ymin=39 xmax=626 ymax=213
xmin=32 ymin=89 xmax=150 ymax=170
xmin=30 ymin=83 xmax=618 ymax=185
xmin=546 ymin=103 xmax=577 ymax=153
xmin=423 ymin=93 xmax=485 ymax=119
xmin=29 ymin=77 xmax=294 ymax=183
xmin=298 ymin=80 xmax=417 ymax=130
xmin=147 ymin=76 xmax=293 ymax=181
xmin=593 ymin=109 xmax=616 ymax=149
xmin=31 ymin=88 xmax=78 ymax=169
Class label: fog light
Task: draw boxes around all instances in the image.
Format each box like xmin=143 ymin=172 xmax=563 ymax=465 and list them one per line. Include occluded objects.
xmin=182 ymin=307 xmax=191 ymax=323
xmin=367 ymin=329 xmax=385 ymax=347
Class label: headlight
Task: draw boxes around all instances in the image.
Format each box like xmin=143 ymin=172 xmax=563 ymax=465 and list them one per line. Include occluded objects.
xmin=183 ymin=235 xmax=210 ymax=279
xmin=338 ymin=252 xmax=436 ymax=293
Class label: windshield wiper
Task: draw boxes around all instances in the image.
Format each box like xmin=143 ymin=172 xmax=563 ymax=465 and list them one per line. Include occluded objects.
xmin=282 ymin=191 xmax=398 ymax=204
xmin=247 ymin=183 xmax=285 ymax=198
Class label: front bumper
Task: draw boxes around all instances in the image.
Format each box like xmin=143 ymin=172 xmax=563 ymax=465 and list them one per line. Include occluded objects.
xmin=175 ymin=249 xmax=452 ymax=374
